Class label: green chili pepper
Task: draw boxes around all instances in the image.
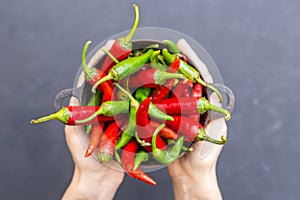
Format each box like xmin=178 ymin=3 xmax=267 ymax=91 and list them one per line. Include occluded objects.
xmin=167 ymin=139 xmax=193 ymax=152
xmin=92 ymin=49 xmax=154 ymax=93
xmin=135 ymin=131 xmax=151 ymax=146
xmin=75 ymin=100 xmax=129 ymax=124
xmin=150 ymin=50 xmax=168 ymax=71
xmin=152 ymin=124 xmax=184 ymax=165
xmin=125 ymin=44 xmax=161 ymax=57
xmin=133 ymin=150 xmax=149 ymax=170
xmin=135 ymin=87 xmax=174 ymax=121
xmin=197 ymin=97 xmax=230 ymax=121
xmin=163 ymin=40 xmax=180 ymax=54
xmin=114 ymin=150 xmax=122 ymax=164
xmin=162 ymin=48 xmax=223 ymax=102
xmin=115 ymin=83 xmax=139 ymax=150
xmin=135 ymin=87 xmax=151 ymax=102
xmin=133 ymin=49 xmax=144 ymax=57
xmin=157 ymin=55 xmax=167 ymax=66
xmin=85 ymin=90 xmax=102 ymax=134
xmin=196 ymin=127 xmax=227 ymax=144
xmin=115 ymin=108 xmax=137 ymax=150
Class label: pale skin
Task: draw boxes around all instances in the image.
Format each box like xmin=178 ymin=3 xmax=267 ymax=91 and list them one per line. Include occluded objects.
xmin=62 ymin=98 xmax=124 ymax=200
xmin=62 ymin=97 xmax=226 ymax=200
xmin=168 ymin=123 xmax=226 ymax=200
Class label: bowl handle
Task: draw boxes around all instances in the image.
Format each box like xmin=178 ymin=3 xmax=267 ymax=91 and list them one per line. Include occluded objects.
xmin=53 ymin=87 xmax=82 ymax=112
xmin=212 ymin=83 xmax=235 ymax=113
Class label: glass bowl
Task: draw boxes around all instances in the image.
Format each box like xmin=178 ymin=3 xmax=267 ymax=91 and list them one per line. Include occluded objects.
xmin=53 ymin=27 xmax=235 ymax=172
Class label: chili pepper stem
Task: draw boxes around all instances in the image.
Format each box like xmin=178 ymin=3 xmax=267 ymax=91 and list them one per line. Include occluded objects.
xmin=194 ymin=76 xmax=206 ymax=86
xmin=182 ymin=146 xmax=193 ymax=152
xmin=124 ymin=4 xmax=139 ymax=43
xmin=114 ymin=83 xmax=139 ymax=107
xmin=81 ymin=41 xmax=95 ymax=80
xmin=30 ymin=107 xmax=68 ymax=124
xmin=208 ymin=104 xmax=231 ymax=121
xmin=135 ymin=132 xmax=151 ymax=146
xmin=75 ymin=107 xmax=105 ymax=124
xmin=152 ymin=124 xmax=184 ymax=165
xmin=196 ymin=76 xmax=223 ymax=103
xmin=92 ymin=73 xmax=115 ymax=93
xmin=205 ymin=83 xmax=223 ymax=103
xmin=206 ymin=103 xmax=230 ymax=121
xmin=155 ymin=71 xmax=187 ymax=85
xmin=195 ymin=78 xmax=223 ymax=103
xmin=102 ymin=48 xmax=120 ymax=64
xmin=198 ymin=97 xmax=231 ymax=121
xmin=196 ymin=128 xmax=227 ymax=144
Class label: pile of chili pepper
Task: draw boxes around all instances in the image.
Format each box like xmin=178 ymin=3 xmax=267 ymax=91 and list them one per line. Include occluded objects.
xmin=31 ymin=4 xmax=232 ymax=186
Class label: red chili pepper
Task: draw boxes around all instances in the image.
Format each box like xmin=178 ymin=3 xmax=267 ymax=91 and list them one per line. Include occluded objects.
xmin=191 ymin=83 xmax=203 ymax=122
xmin=97 ymin=121 xmax=120 ymax=162
xmin=167 ymin=55 xmax=181 ymax=73
xmin=135 ymin=98 xmax=167 ymax=151
xmin=100 ymin=4 xmax=139 ymax=74
xmin=154 ymin=97 xmax=198 ymax=115
xmin=153 ymin=97 xmax=231 ymax=121
xmin=142 ymin=133 xmax=167 ymax=152
xmin=165 ymin=115 xmax=226 ymax=144
xmin=122 ymin=139 xmax=156 ymax=186
xmin=150 ymin=121 xmax=178 ymax=140
xmin=151 ymin=124 xmax=184 ymax=164
xmin=81 ymin=41 xmax=114 ymax=101
xmin=30 ymin=106 xmax=118 ymax=125
xmin=164 ymin=115 xmax=198 ymax=141
xmin=101 ymin=79 xmax=114 ymax=102
xmin=171 ymin=79 xmax=193 ymax=98
xmin=127 ymin=68 xmax=186 ymax=89
xmin=92 ymin=49 xmax=155 ymax=93
xmin=192 ymin=83 xmax=203 ymax=98
xmin=84 ymin=123 xmax=104 ymax=157
xmin=136 ymin=98 xmax=152 ymax=127
xmin=117 ymin=119 xmax=128 ymax=138
xmin=135 ymin=97 xmax=153 ymax=138
xmin=151 ymin=55 xmax=181 ymax=101
xmin=181 ymin=54 xmax=188 ymax=63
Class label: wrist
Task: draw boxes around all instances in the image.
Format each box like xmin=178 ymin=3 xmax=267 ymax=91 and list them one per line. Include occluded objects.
xmin=171 ymin=170 xmax=222 ymax=200
xmin=62 ymin=166 xmax=122 ymax=200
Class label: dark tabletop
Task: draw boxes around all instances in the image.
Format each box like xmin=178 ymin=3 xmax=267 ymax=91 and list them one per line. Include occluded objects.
xmin=1 ymin=0 xmax=299 ymax=199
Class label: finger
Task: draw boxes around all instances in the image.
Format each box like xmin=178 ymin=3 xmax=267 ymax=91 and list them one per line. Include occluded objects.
xmin=192 ymin=118 xmax=227 ymax=160
xmin=69 ymin=96 xmax=80 ymax=106
xmin=65 ymin=97 xmax=90 ymax=159
xmin=65 ymin=125 xmax=86 ymax=158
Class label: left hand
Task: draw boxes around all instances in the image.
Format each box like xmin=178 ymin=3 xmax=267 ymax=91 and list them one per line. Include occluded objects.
xmin=62 ymin=97 xmax=124 ymax=200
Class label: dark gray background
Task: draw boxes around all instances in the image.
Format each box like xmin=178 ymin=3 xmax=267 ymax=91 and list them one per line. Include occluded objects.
xmin=1 ymin=0 xmax=299 ymax=199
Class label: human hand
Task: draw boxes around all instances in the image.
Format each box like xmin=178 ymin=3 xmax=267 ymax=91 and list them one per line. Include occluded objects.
xmin=168 ymin=93 xmax=227 ymax=200
xmin=62 ymin=97 xmax=124 ymax=200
